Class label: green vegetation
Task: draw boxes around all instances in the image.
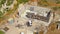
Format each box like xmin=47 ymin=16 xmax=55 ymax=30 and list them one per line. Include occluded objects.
xmin=42 ymin=0 xmax=47 ymax=2
xmin=0 ymin=0 xmax=6 ymax=5
xmin=0 ymin=30 xmax=5 ymax=34
xmin=0 ymin=0 xmax=29 ymax=21
xmin=3 ymin=7 xmax=10 ymax=12
xmin=0 ymin=0 xmax=16 ymax=19
xmin=38 ymin=0 xmax=60 ymax=11
xmin=0 ymin=11 xmax=4 ymax=18
xmin=0 ymin=0 xmax=6 ymax=8
xmin=17 ymin=0 xmax=29 ymax=4
xmin=6 ymin=0 xmax=14 ymax=6
xmin=52 ymin=6 xmax=60 ymax=10
xmin=56 ymin=1 xmax=60 ymax=4
xmin=38 ymin=0 xmax=49 ymax=7
xmin=0 ymin=7 xmax=10 ymax=18
xmin=56 ymin=0 xmax=60 ymax=4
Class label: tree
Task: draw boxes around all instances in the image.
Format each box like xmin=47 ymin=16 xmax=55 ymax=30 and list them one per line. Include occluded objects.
xmin=17 ymin=0 xmax=29 ymax=4
xmin=0 ymin=30 xmax=5 ymax=34
xmin=0 ymin=0 xmax=6 ymax=8
xmin=6 ymin=0 xmax=14 ymax=6
xmin=56 ymin=0 xmax=60 ymax=4
xmin=0 ymin=11 xmax=4 ymax=18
